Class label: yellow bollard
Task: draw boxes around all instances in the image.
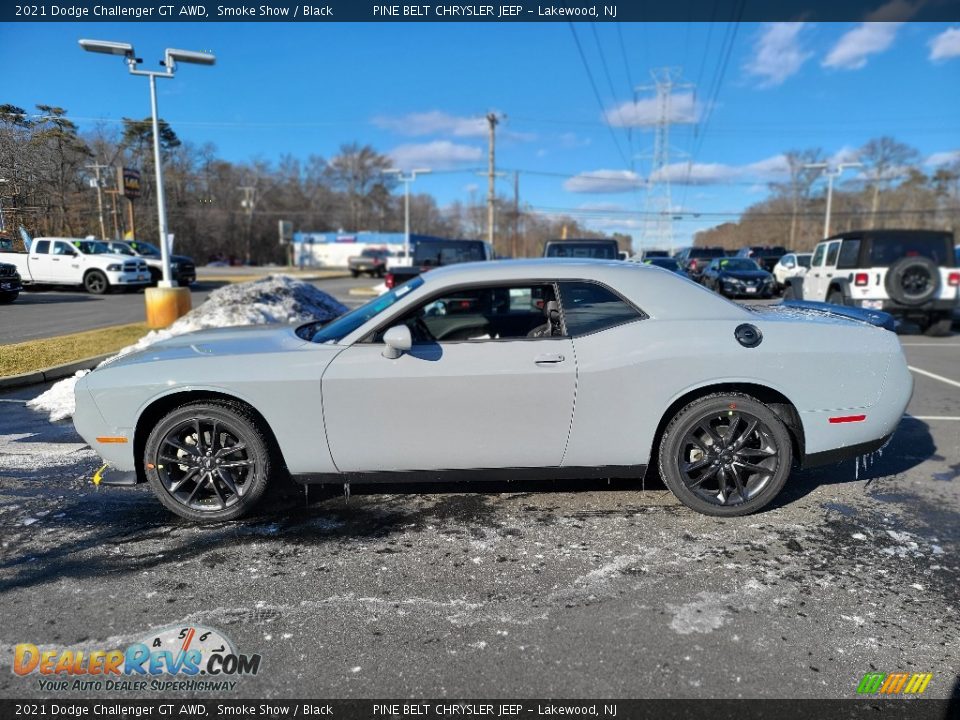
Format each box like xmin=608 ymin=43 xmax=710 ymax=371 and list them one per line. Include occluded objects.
xmin=144 ymin=286 xmax=192 ymax=329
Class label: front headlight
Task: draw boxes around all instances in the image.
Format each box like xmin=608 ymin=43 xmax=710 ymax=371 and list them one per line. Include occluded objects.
xmin=106 ymin=264 xmax=121 ymax=271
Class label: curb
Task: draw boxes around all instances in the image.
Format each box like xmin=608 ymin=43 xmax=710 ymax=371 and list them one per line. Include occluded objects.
xmin=0 ymin=352 xmax=114 ymax=390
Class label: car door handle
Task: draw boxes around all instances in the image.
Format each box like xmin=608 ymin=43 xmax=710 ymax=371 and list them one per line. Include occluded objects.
xmin=51 ymin=257 xmax=60 ymax=261
xmin=535 ymin=353 xmax=565 ymax=365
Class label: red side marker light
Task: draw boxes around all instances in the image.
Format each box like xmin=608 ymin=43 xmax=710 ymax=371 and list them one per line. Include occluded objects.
xmin=828 ymin=415 xmax=866 ymax=424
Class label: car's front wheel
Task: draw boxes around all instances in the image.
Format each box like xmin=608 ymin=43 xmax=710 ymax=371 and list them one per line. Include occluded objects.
xmin=658 ymin=393 xmax=792 ymax=516
xmin=144 ymin=401 xmax=272 ymax=522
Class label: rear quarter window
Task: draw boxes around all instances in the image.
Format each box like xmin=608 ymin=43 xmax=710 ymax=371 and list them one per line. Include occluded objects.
xmin=33 ymin=240 xmax=50 ymax=254
xmin=558 ymin=281 xmax=644 ymax=336
xmin=836 ymin=240 xmax=861 ymax=269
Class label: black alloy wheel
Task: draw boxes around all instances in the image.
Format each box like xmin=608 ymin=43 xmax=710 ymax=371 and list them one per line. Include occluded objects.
xmin=144 ymin=402 xmax=272 ymax=521
xmin=658 ymin=394 xmax=792 ymax=516
xmin=84 ymin=270 xmax=109 ymax=295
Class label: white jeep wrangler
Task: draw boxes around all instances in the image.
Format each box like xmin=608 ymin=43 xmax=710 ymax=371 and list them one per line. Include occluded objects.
xmin=783 ymin=230 xmax=958 ymax=336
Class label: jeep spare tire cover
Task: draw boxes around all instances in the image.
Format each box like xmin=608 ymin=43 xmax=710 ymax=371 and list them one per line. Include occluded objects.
xmin=885 ymin=255 xmax=939 ymax=306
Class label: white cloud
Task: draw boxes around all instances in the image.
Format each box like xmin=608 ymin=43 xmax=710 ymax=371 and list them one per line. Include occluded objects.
xmin=604 ymin=92 xmax=699 ymax=127
xmin=388 ymin=141 xmax=482 ymax=170
xmin=929 ymin=27 xmax=960 ymax=62
xmin=822 ymin=22 xmax=903 ymax=70
xmin=373 ymin=111 xmax=488 ymax=137
xmin=563 ymin=170 xmax=643 ymax=194
xmin=925 ymin=150 xmax=960 ymax=167
xmin=565 ymin=155 xmax=793 ymax=194
xmin=372 ymin=110 xmax=535 ymax=142
xmin=828 ymin=145 xmax=861 ymax=165
xmin=744 ymin=23 xmax=813 ymax=88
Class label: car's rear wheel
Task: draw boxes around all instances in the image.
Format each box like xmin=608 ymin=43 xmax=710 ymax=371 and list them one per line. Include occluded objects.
xmin=658 ymin=393 xmax=792 ymax=516
xmin=84 ymin=270 xmax=109 ymax=295
xmin=144 ymin=401 xmax=272 ymax=522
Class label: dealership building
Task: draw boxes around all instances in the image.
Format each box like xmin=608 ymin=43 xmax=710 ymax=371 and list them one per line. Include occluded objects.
xmin=292 ymin=231 xmax=451 ymax=267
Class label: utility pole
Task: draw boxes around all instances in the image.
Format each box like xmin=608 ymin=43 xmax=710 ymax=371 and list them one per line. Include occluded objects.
xmin=486 ymin=112 xmax=499 ymax=253
xmin=637 ymin=68 xmax=693 ymax=255
xmin=239 ymin=185 xmax=256 ymax=264
xmin=804 ymin=162 xmax=862 ymax=239
xmin=86 ymin=162 xmax=109 ymax=239
xmin=512 ymin=170 xmax=520 ymax=259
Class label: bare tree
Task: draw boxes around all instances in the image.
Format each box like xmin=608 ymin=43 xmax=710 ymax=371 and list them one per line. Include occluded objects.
xmin=859 ymin=136 xmax=919 ymax=228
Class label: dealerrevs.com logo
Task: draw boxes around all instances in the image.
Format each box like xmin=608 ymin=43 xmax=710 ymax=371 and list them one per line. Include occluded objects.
xmin=857 ymin=672 xmax=933 ymax=695
xmin=12 ymin=624 xmax=262 ymax=693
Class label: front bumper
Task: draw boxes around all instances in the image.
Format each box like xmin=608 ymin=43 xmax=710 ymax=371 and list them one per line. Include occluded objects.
xmin=72 ymin=375 xmax=137 ymax=473
xmin=107 ymin=270 xmax=151 ymax=286
xmin=0 ymin=277 xmax=22 ymax=293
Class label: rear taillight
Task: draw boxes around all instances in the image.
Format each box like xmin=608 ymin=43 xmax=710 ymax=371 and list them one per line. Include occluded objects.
xmin=948 ymin=272 xmax=960 ymax=287
xmin=854 ymin=272 xmax=869 ymax=286
xmin=384 ymin=273 xmax=395 ymax=289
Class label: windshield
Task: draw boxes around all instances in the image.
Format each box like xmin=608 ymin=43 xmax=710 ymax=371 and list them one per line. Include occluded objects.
xmin=72 ymin=240 xmax=111 ymax=254
xmin=414 ymin=241 xmax=486 ymax=266
xmin=299 ymin=276 xmax=424 ymax=343
xmin=130 ymin=241 xmax=161 ymax=257
xmin=361 ymin=248 xmax=389 ymax=257
xmin=545 ymin=242 xmax=617 ymax=259
xmin=111 ymin=244 xmax=135 ymax=256
xmin=646 ymin=258 xmax=681 ymax=270
xmin=718 ymin=258 xmax=761 ymax=272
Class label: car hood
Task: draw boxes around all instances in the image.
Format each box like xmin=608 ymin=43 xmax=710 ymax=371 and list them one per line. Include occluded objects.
xmin=720 ymin=270 xmax=771 ymax=280
xmin=99 ymin=324 xmax=310 ymax=369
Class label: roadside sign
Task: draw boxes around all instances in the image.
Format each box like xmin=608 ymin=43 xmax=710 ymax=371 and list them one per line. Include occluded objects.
xmin=121 ymin=168 xmax=141 ymax=200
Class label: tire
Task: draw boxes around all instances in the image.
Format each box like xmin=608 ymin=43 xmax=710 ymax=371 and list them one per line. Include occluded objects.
xmin=144 ymin=401 xmax=272 ymax=522
xmin=0 ymin=291 xmax=18 ymax=304
xmin=350 ymin=270 xmax=359 ymax=278
xmin=924 ymin=316 xmax=953 ymax=337
xmin=84 ymin=270 xmax=109 ymax=295
xmin=657 ymin=393 xmax=792 ymax=517
xmin=885 ymin=256 xmax=940 ymax=306
xmin=149 ymin=268 xmax=162 ymax=287
xmin=783 ymin=283 xmax=797 ymax=301
xmin=827 ymin=290 xmax=845 ymax=306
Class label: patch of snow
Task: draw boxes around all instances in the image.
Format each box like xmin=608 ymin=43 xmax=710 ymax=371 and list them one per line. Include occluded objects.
xmin=667 ymin=592 xmax=730 ymax=635
xmin=27 ymin=275 xmax=347 ymax=422
xmin=851 ymin=533 xmax=867 ymax=541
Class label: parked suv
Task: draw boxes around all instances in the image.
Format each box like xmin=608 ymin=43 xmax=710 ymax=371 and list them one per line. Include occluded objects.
xmin=675 ymin=246 xmax=727 ymax=281
xmin=736 ymin=245 xmax=789 ymax=273
xmin=103 ymin=240 xmax=196 ymax=287
xmin=783 ymin=230 xmax=958 ymax=336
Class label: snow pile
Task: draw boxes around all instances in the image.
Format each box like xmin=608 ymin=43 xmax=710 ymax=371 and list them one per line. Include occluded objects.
xmin=27 ymin=275 xmax=348 ymax=422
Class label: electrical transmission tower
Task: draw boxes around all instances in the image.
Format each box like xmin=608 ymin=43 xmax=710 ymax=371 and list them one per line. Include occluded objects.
xmin=636 ymin=68 xmax=693 ymax=254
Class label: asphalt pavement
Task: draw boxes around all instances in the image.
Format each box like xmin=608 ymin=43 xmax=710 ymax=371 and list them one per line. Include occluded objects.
xmin=0 ymin=275 xmax=373 ymax=344
xmin=0 ymin=329 xmax=957 ymax=699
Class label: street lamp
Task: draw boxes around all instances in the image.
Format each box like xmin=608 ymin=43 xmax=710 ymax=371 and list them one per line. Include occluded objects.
xmin=804 ymin=162 xmax=863 ymax=239
xmin=384 ymin=168 xmax=431 ymax=262
xmin=79 ymin=39 xmax=215 ymax=288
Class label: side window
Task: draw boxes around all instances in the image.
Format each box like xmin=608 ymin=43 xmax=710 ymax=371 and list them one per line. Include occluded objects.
xmin=53 ymin=242 xmax=75 ymax=256
xmin=811 ymin=243 xmax=827 ymax=267
xmin=825 ymin=241 xmax=841 ymax=267
xmin=836 ymin=240 xmax=861 ymax=270
xmin=33 ymin=240 xmax=50 ymax=254
xmin=558 ymin=281 xmax=643 ymax=337
xmin=384 ymin=283 xmax=558 ymax=343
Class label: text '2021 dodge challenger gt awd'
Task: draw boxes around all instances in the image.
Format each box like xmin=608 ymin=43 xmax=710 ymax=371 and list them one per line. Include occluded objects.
xmin=73 ymin=259 xmax=912 ymax=521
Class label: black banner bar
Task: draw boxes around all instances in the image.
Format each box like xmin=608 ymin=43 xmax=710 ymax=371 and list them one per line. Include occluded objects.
xmin=0 ymin=699 xmax=956 ymax=720
xmin=5 ymin=0 xmax=960 ymax=23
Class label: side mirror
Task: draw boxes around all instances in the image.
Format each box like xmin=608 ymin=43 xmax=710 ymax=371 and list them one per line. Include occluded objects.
xmin=382 ymin=325 xmax=412 ymax=359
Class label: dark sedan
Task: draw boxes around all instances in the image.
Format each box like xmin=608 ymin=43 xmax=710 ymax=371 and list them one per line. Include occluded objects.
xmin=701 ymin=258 xmax=776 ymax=298
xmin=0 ymin=261 xmax=22 ymax=303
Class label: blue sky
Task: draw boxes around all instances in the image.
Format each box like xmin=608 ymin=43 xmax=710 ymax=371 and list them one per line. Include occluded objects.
xmin=2 ymin=21 xmax=959 ymax=249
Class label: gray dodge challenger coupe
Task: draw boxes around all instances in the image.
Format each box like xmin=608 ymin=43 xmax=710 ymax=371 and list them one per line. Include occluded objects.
xmin=73 ymin=259 xmax=912 ymax=521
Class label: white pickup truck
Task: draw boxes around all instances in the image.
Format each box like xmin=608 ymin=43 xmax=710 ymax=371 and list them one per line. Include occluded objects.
xmin=0 ymin=237 xmax=151 ymax=294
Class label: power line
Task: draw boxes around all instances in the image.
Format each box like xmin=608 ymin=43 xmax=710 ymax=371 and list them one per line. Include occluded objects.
xmin=567 ymin=22 xmax=632 ymax=169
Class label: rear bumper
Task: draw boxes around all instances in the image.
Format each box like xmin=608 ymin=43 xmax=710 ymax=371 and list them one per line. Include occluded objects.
xmin=802 ymin=432 xmax=893 ymax=468
xmin=856 ymin=298 xmax=958 ymax=315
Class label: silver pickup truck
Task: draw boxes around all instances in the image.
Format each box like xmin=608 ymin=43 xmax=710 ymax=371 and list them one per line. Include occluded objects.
xmin=0 ymin=237 xmax=151 ymax=294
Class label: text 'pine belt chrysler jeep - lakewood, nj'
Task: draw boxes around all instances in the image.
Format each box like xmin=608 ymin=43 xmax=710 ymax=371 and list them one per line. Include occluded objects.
xmin=783 ymin=229 xmax=958 ymax=336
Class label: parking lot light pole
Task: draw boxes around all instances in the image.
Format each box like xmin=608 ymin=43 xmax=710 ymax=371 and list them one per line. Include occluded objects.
xmin=805 ymin=161 xmax=863 ymax=239
xmin=384 ymin=168 xmax=431 ymax=261
xmin=79 ymin=40 xmax=215 ymax=287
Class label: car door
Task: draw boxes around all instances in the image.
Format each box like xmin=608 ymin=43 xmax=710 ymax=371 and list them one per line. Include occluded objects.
xmin=49 ymin=241 xmax=82 ymax=281
xmin=27 ymin=240 xmax=57 ymax=282
xmin=321 ymin=282 xmax=577 ymax=473
xmin=807 ymin=242 xmax=828 ymax=300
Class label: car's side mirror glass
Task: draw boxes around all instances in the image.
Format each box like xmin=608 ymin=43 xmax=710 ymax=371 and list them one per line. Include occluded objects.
xmin=382 ymin=325 xmax=413 ymax=359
